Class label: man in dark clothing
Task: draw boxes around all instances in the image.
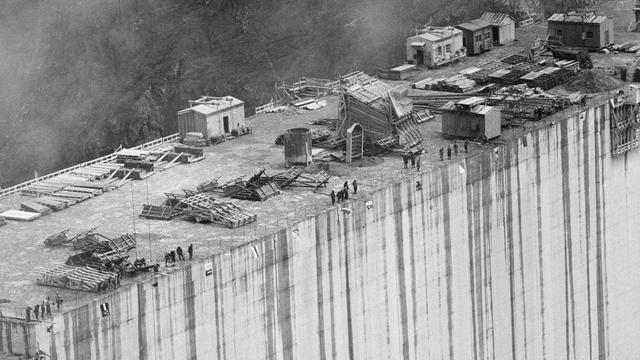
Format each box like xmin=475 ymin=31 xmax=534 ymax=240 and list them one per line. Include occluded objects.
xmin=439 ymin=147 xmax=444 ymax=161
xmin=26 ymin=306 xmax=32 ymax=321
xmin=410 ymin=153 xmax=415 ymax=168
xmin=330 ymin=190 xmax=336 ymax=205
xmin=343 ymin=181 xmax=349 ymax=191
xmin=352 ymin=180 xmax=358 ymax=194
xmin=453 ymin=143 xmax=459 ymax=156
xmin=41 ymin=301 xmax=46 ymax=317
xmin=338 ymin=189 xmax=344 ymax=202
xmin=403 ymin=153 xmax=408 ymax=168
xmin=170 ymin=251 xmax=176 ymax=263
xmin=164 ymin=252 xmax=171 ymax=266
xmin=344 ymin=187 xmax=349 ymax=200
xmin=34 ymin=304 xmax=40 ymax=319
xmin=46 ymin=297 xmax=52 ymax=316
xmin=177 ymin=246 xmax=185 ymax=261
xmin=537 ymin=107 xmax=543 ymax=121
xmin=55 ymin=292 xmax=63 ymax=311
xmin=188 ymin=244 xmax=194 ymax=260
xmin=464 ymin=140 xmax=469 ymax=153
xmin=447 ymin=146 xmax=452 ymax=159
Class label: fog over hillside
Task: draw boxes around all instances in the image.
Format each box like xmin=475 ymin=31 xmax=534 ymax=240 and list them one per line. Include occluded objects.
xmin=0 ymin=0 xmax=596 ymax=186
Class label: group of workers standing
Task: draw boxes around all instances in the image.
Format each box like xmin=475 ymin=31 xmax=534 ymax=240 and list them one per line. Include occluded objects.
xmin=165 ymin=244 xmax=194 ymax=266
xmin=25 ymin=292 xmax=64 ymax=321
xmin=330 ymin=180 xmax=357 ymax=205
xmin=438 ymin=140 xmax=468 ymax=161
xmin=403 ymin=151 xmax=423 ymax=172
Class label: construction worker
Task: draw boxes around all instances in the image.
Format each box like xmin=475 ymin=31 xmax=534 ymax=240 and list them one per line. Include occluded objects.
xmin=454 ymin=142 xmax=459 ymax=156
xmin=344 ymin=187 xmax=349 ymax=200
xmin=439 ymin=147 xmax=444 ymax=161
xmin=177 ymin=246 xmax=185 ymax=261
xmin=26 ymin=306 xmax=32 ymax=321
xmin=55 ymin=292 xmax=63 ymax=311
xmin=34 ymin=304 xmax=40 ymax=319
xmin=447 ymin=146 xmax=452 ymax=159
xmin=330 ymin=190 xmax=336 ymax=205
xmin=46 ymin=297 xmax=51 ymax=316
xmin=188 ymin=244 xmax=194 ymax=260
xmin=464 ymin=140 xmax=469 ymax=153
xmin=336 ymin=189 xmax=342 ymax=202
xmin=164 ymin=253 xmax=170 ymax=266
xmin=403 ymin=153 xmax=409 ymax=168
xmin=410 ymin=153 xmax=415 ymax=168
xmin=343 ymin=181 xmax=349 ymax=191
xmin=41 ymin=300 xmax=46 ymax=317
xmin=352 ymin=180 xmax=358 ymax=194
xmin=170 ymin=251 xmax=176 ymax=263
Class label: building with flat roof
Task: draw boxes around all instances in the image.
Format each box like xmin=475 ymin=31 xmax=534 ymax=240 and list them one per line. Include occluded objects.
xmin=177 ymin=96 xmax=245 ymax=140
xmin=481 ymin=12 xmax=516 ymax=45
xmin=547 ymin=11 xmax=614 ymax=49
xmin=406 ymin=26 xmax=466 ymax=68
xmin=456 ymin=19 xmax=494 ymax=55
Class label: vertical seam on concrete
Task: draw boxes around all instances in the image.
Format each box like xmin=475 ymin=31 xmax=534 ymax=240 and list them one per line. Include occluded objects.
xmin=393 ymin=183 xmax=410 ymax=360
xmin=582 ymin=112 xmax=594 ymax=360
xmin=137 ymin=284 xmax=147 ymax=360
xmin=534 ymin=131 xmax=547 ymax=360
xmin=275 ymin=230 xmax=294 ymax=360
xmin=440 ymin=168 xmax=454 ymax=360
xmin=315 ymin=217 xmax=327 ymax=360
xmin=342 ymin=209 xmax=355 ymax=360
xmin=513 ymin=142 xmax=528 ymax=360
xmin=184 ymin=266 xmax=197 ymax=360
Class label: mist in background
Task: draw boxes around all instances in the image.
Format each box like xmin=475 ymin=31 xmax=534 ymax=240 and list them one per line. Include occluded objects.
xmin=0 ymin=0 xmax=590 ymax=187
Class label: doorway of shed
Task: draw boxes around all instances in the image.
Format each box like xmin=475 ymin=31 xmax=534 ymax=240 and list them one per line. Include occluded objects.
xmin=492 ymin=27 xmax=499 ymax=44
xmin=416 ymin=50 xmax=424 ymax=65
xmin=223 ymin=116 xmax=230 ymax=133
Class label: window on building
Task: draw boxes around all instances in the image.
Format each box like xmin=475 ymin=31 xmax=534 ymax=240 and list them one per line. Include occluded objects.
xmin=437 ymin=46 xmax=442 ymax=55
xmin=586 ymin=31 xmax=594 ymax=39
xmin=475 ymin=34 xmax=482 ymax=42
xmin=445 ymin=44 xmax=451 ymax=53
xmin=484 ymin=32 xmax=490 ymax=39
xmin=556 ymin=29 xmax=563 ymax=37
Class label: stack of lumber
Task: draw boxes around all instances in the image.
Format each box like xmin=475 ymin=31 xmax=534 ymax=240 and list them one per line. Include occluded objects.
xmin=413 ymin=108 xmax=435 ymax=123
xmin=430 ymin=75 xmax=477 ymax=93
xmin=377 ymin=64 xmax=416 ymax=80
xmin=488 ymin=69 xmax=516 ymax=85
xmin=182 ymin=132 xmax=209 ymax=147
xmin=410 ymin=93 xmax=483 ymax=113
xmin=468 ymin=61 xmax=509 ymax=84
xmin=35 ymin=264 xmax=119 ymax=292
xmin=0 ymin=209 xmax=41 ymax=221
xmin=20 ymin=200 xmax=53 ymax=215
xmin=554 ymin=60 xmax=580 ymax=71
xmin=177 ymin=192 xmax=257 ymax=228
xmin=411 ymin=77 xmax=443 ymax=90
xmin=501 ymin=53 xmax=529 ymax=65
xmin=612 ymin=41 xmax=640 ymax=53
xmin=140 ymin=204 xmax=184 ymax=220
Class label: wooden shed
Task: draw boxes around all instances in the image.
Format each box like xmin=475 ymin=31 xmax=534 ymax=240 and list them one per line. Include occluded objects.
xmin=480 ymin=12 xmax=516 ymax=45
xmin=406 ymin=26 xmax=466 ymax=68
xmin=441 ymin=97 xmax=501 ymax=139
xmin=456 ymin=19 xmax=493 ymax=55
xmin=547 ymin=12 xmax=614 ymax=49
xmin=177 ymin=96 xmax=245 ymax=140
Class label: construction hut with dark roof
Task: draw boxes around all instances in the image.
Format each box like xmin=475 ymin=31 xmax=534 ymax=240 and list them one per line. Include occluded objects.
xmin=480 ymin=12 xmax=516 ymax=45
xmin=441 ymin=97 xmax=501 ymax=140
xmin=547 ymin=11 xmax=614 ymax=50
xmin=456 ymin=19 xmax=493 ymax=55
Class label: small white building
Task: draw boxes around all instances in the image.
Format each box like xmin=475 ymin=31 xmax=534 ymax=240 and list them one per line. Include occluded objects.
xmin=480 ymin=12 xmax=516 ymax=45
xmin=406 ymin=26 xmax=466 ymax=68
xmin=177 ymin=96 xmax=245 ymax=139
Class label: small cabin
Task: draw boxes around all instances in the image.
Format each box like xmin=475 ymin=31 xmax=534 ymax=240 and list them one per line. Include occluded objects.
xmin=480 ymin=12 xmax=516 ymax=45
xmin=441 ymin=97 xmax=501 ymax=139
xmin=406 ymin=26 xmax=466 ymax=68
xmin=177 ymin=96 xmax=245 ymax=140
xmin=547 ymin=12 xmax=614 ymax=50
xmin=456 ymin=19 xmax=493 ymax=55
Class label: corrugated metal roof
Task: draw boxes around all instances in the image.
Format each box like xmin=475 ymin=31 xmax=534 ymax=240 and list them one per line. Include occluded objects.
xmin=481 ymin=12 xmax=515 ymax=26
xmin=548 ymin=12 xmax=609 ymax=24
xmin=457 ymin=19 xmax=492 ymax=32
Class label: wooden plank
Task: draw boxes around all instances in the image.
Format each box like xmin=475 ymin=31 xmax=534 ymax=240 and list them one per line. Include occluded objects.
xmin=0 ymin=210 xmax=41 ymax=221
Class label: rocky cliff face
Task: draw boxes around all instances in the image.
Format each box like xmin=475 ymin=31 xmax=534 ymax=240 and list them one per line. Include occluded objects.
xmin=0 ymin=0 xmax=595 ymax=186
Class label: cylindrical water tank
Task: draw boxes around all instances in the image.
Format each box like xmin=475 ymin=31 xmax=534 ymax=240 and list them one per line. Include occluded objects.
xmin=284 ymin=128 xmax=312 ymax=166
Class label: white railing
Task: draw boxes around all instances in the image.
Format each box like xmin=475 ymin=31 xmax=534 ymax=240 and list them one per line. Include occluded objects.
xmin=0 ymin=133 xmax=180 ymax=199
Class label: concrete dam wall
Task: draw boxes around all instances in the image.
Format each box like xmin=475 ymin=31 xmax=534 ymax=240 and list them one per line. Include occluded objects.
xmin=23 ymin=101 xmax=640 ymax=359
